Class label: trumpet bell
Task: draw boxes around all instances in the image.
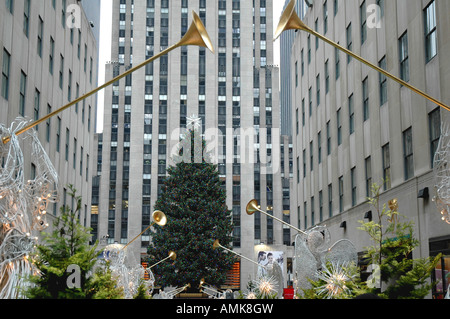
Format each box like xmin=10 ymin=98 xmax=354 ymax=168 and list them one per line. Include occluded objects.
xmin=212 ymin=239 xmax=220 ymax=250
xmin=169 ymin=251 xmax=177 ymax=261
xmin=179 ymin=11 xmax=214 ymax=53
xmin=246 ymin=199 xmax=261 ymax=216
xmin=274 ymin=0 xmax=309 ymax=40
xmin=152 ymin=210 xmax=167 ymax=226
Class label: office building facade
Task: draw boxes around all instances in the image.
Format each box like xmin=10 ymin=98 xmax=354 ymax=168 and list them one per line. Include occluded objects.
xmin=290 ymin=0 xmax=450 ymax=298
xmin=0 ymin=0 xmax=98 ymax=228
xmin=96 ymin=0 xmax=284 ymax=290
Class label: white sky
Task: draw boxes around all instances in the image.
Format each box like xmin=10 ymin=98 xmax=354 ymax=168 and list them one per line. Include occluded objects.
xmin=96 ymin=1 xmax=286 ymax=133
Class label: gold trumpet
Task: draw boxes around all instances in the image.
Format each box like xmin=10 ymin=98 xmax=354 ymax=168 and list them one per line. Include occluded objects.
xmin=2 ymin=11 xmax=214 ymax=145
xmin=213 ymin=239 xmax=267 ymax=269
xmin=148 ymin=251 xmax=177 ymax=269
xmin=274 ymin=0 xmax=450 ymax=112
xmin=122 ymin=210 xmax=167 ymax=250
xmin=246 ymin=199 xmax=306 ymax=235
xmin=164 ymin=283 xmax=191 ymax=298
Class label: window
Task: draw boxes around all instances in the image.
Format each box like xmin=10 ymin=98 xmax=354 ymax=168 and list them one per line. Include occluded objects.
xmin=351 ymin=167 xmax=357 ymax=206
xmin=56 ymin=117 xmax=61 ymax=152
xmin=379 ymin=56 xmax=387 ymax=105
xmin=424 ymin=1 xmax=437 ymax=62
xmin=363 ymin=77 xmax=369 ymax=121
xmin=360 ymin=1 xmax=367 ymax=44
xmin=296 ymin=108 xmax=299 ymax=135
xmin=349 ymin=94 xmax=354 ymax=134
xmin=307 ymin=35 xmax=311 ymax=64
xmin=301 ymin=50 xmax=304 ymax=76
xmin=382 ymin=143 xmax=391 ymax=190
xmin=339 ymin=176 xmax=344 ymax=212
xmin=335 ymin=47 xmax=340 ymax=79
xmin=2 ymin=48 xmax=10 ymax=100
xmin=346 ymin=23 xmax=352 ymax=63
xmin=328 ymin=184 xmax=333 ymax=217
xmin=37 ymin=17 xmax=43 ymax=57
xmin=399 ymin=32 xmax=409 ymax=82
xmin=311 ymin=196 xmax=315 ymax=226
xmin=303 ymin=149 xmax=306 ymax=178
xmin=23 ymin=0 xmax=30 ymax=37
xmin=365 ymin=157 xmax=372 ymax=197
xmin=34 ymin=89 xmax=40 ymax=125
xmin=73 ymin=138 xmax=77 ymax=169
xmin=19 ymin=71 xmax=27 ymax=116
xmin=334 ymin=0 xmax=338 ymax=16
xmin=325 ymin=60 xmax=329 ymax=93
xmin=315 ymin=19 xmax=319 ymax=50
xmin=59 ymin=55 xmax=64 ymax=89
xmin=318 ymin=131 xmax=322 ymax=164
xmin=297 ymin=156 xmax=300 ymax=183
xmin=68 ymin=70 xmax=72 ymax=101
xmin=302 ymin=99 xmax=305 ymax=126
xmin=49 ymin=37 xmax=55 ymax=74
xmin=326 ymin=121 xmax=331 ymax=155
xmin=316 ymin=74 xmax=320 ymax=106
xmin=319 ymin=190 xmax=323 ymax=222
xmin=337 ymin=109 xmax=342 ymax=145
xmin=46 ymin=104 xmax=51 ymax=142
xmin=403 ymin=127 xmax=414 ymax=180
xmin=295 ymin=61 xmax=298 ymax=87
xmin=429 ymin=108 xmax=441 ymax=167
xmin=323 ymin=1 xmax=328 ymax=34
xmin=65 ymin=128 xmax=70 ymax=161
xmin=6 ymin=0 xmax=13 ymax=13
xmin=310 ymin=141 xmax=313 ymax=171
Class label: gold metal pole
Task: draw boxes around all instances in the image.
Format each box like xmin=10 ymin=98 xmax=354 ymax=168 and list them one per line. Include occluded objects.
xmin=274 ymin=0 xmax=450 ymax=112
xmin=2 ymin=11 xmax=214 ymax=145
xmin=2 ymin=45 xmax=178 ymax=145
xmin=148 ymin=251 xmax=176 ymax=269
xmin=213 ymin=239 xmax=267 ymax=269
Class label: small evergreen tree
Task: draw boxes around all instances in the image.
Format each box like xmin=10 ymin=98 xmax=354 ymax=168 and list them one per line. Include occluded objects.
xmin=148 ymin=125 xmax=236 ymax=290
xmin=357 ymin=183 xmax=441 ymax=299
xmin=25 ymin=185 xmax=123 ymax=299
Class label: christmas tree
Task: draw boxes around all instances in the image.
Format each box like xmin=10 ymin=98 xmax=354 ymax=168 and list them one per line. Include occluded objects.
xmin=25 ymin=185 xmax=124 ymax=299
xmin=148 ymin=119 xmax=236 ymax=290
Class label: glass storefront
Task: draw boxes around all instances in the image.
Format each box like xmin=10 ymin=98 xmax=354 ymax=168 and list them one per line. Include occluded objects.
xmin=429 ymin=237 xmax=450 ymax=299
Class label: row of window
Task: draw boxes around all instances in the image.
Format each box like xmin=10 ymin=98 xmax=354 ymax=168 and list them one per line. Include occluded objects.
xmin=296 ymin=108 xmax=440 ymax=229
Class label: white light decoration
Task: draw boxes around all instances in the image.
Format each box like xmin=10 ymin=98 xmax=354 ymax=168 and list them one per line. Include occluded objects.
xmin=293 ymin=225 xmax=357 ymax=295
xmin=102 ymin=243 xmax=155 ymax=299
xmin=0 ymin=119 xmax=58 ymax=299
xmin=433 ymin=123 xmax=450 ymax=225
xmin=316 ymin=261 xmax=356 ymax=299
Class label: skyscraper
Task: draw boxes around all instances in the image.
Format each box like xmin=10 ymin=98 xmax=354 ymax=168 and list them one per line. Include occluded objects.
xmin=96 ymin=0 xmax=284 ymax=290
xmin=288 ymin=0 xmax=450 ymax=298
xmin=0 ymin=0 xmax=99 ymax=228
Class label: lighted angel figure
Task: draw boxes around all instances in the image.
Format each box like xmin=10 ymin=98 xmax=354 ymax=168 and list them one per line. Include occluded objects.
xmin=102 ymin=243 xmax=155 ymax=298
xmin=433 ymin=122 xmax=450 ymax=224
xmin=0 ymin=119 xmax=58 ymax=299
xmin=293 ymin=225 xmax=357 ymax=294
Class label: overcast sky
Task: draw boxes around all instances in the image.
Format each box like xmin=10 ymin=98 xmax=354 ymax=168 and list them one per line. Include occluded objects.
xmin=96 ymin=1 xmax=286 ymax=133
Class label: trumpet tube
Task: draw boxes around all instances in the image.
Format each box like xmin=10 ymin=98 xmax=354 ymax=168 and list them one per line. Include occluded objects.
xmin=246 ymin=200 xmax=306 ymax=235
xmin=166 ymin=283 xmax=190 ymax=298
xmin=2 ymin=11 xmax=214 ymax=145
xmin=213 ymin=240 xmax=267 ymax=269
xmin=274 ymin=0 xmax=450 ymax=113
xmin=148 ymin=251 xmax=176 ymax=269
xmin=122 ymin=211 xmax=166 ymax=250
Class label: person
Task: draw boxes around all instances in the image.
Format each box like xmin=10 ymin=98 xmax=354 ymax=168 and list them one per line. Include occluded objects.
xmin=257 ymin=251 xmax=267 ymax=278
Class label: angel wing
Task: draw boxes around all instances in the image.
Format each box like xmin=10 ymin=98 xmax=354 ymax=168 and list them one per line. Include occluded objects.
xmin=323 ymin=239 xmax=358 ymax=266
xmin=293 ymin=233 xmax=318 ymax=293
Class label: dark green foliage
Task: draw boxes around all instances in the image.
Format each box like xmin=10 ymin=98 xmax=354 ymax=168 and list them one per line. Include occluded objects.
xmin=25 ymin=185 xmax=123 ymax=299
xmin=148 ymin=128 xmax=236 ymax=290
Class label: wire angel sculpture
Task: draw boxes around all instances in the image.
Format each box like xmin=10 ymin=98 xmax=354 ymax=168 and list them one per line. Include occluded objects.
xmin=0 ymin=118 xmax=58 ymax=299
xmin=433 ymin=122 xmax=450 ymax=224
xmin=102 ymin=243 xmax=155 ymax=299
xmin=293 ymin=225 xmax=357 ymax=295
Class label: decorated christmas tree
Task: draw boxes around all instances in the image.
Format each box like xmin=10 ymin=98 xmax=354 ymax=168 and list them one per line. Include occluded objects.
xmin=148 ymin=117 xmax=236 ymax=290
